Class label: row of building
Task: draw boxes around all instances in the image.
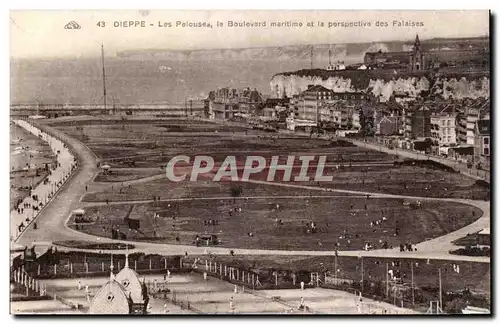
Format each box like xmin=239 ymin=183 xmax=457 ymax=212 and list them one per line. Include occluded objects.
xmin=204 ymin=83 xmax=490 ymax=165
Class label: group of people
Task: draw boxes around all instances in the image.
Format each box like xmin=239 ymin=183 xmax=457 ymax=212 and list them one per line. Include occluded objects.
xmin=399 ymin=242 xmax=416 ymax=252
xmin=12 ymin=120 xmax=77 ymax=240
xmin=204 ymin=219 xmax=219 ymax=226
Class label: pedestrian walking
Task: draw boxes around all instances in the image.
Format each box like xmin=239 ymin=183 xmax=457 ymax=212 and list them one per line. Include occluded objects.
xmin=298 ymin=297 xmax=304 ymax=310
xmin=229 ymin=296 xmax=235 ymax=314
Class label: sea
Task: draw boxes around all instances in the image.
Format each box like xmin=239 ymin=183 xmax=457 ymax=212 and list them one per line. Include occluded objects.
xmin=10 ymin=58 xmax=313 ymax=105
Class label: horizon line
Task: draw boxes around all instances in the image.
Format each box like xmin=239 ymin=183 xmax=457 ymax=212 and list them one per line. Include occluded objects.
xmin=10 ymin=34 xmax=489 ymax=60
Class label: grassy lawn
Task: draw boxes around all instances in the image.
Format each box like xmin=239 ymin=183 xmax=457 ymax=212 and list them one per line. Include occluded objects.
xmin=52 ymin=240 xmax=135 ymax=250
xmin=93 ymin=169 xmax=164 ymax=183
xmin=73 ymin=196 xmax=481 ymax=251
xmin=53 ymin=120 xmax=489 ymax=200
xmin=82 ymin=178 xmax=349 ymax=202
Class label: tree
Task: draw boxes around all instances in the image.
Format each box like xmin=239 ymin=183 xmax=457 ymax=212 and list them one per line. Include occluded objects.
xmin=229 ymin=186 xmax=243 ymax=203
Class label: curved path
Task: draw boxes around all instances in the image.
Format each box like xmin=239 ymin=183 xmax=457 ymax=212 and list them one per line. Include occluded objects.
xmin=15 ymin=121 xmax=490 ymax=263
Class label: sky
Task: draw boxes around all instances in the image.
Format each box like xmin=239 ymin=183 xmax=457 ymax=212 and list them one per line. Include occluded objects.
xmin=10 ymin=10 xmax=489 ymax=58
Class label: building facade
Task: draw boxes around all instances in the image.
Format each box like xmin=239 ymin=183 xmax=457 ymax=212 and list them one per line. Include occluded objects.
xmin=291 ymin=85 xmax=365 ymax=126
xmin=475 ymin=119 xmax=490 ymax=157
xmin=430 ymin=105 xmax=457 ymax=146
xmin=410 ymin=106 xmax=432 ymax=139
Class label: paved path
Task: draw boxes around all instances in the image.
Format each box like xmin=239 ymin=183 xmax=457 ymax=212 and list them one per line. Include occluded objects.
xmin=15 ymin=121 xmax=490 ymax=264
xmin=15 ymin=120 xmax=99 ymax=245
xmin=81 ymin=195 xmax=365 ymax=207
xmin=346 ymin=138 xmax=490 ymax=182
xmin=11 ymin=120 xmax=77 ymax=241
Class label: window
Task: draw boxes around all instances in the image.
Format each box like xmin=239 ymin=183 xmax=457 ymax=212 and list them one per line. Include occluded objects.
xmin=447 ymin=120 xmax=451 ymax=126
xmin=484 ymin=137 xmax=489 ymax=145
xmin=484 ymin=147 xmax=489 ymax=156
xmin=351 ymin=95 xmax=355 ymax=99
xmin=334 ymin=95 xmax=338 ymax=100
xmin=344 ymin=95 xmax=347 ymax=100
xmin=441 ymin=120 xmax=445 ymax=126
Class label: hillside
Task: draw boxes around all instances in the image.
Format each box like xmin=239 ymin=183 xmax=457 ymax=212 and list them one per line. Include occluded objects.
xmin=117 ymin=36 xmax=489 ymax=64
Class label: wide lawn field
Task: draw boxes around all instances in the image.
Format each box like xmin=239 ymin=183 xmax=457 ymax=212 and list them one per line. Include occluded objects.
xmin=74 ymin=194 xmax=482 ymax=251
xmin=52 ymin=118 xmax=486 ymax=252
xmin=53 ymin=119 xmax=489 ymax=200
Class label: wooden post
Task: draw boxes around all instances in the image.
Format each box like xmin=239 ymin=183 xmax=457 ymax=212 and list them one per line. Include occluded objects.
xmin=220 ymin=263 xmax=222 ymax=275
xmin=237 ymin=269 xmax=239 ymax=281
xmin=385 ymin=262 xmax=389 ymax=298
xmin=411 ymin=262 xmax=415 ymax=306
xmin=275 ymin=272 xmax=278 ymax=286
xmin=118 ymin=261 xmax=120 ymax=270
xmin=54 ymin=264 xmax=57 ymax=275
xmin=85 ymin=263 xmax=89 ymax=273
xmin=242 ymin=271 xmax=245 ymax=283
xmin=35 ymin=280 xmax=38 ymax=292
xmin=361 ymin=257 xmax=364 ymax=293
xmin=224 ymin=265 xmax=227 ymax=277
xmin=70 ymin=263 xmax=73 ymax=273
xmin=101 ymin=262 xmax=104 ymax=272
xmin=439 ymin=268 xmax=442 ymax=311
xmin=149 ymin=258 xmax=152 ymax=270
xmin=205 ymin=260 xmax=208 ymax=271
xmin=252 ymin=274 xmax=255 ymax=289
xmin=165 ymin=258 xmax=167 ymax=269
xmin=209 ymin=260 xmax=212 ymax=272
xmin=135 ymin=260 xmax=137 ymax=271
xmin=37 ymin=265 xmax=41 ymax=276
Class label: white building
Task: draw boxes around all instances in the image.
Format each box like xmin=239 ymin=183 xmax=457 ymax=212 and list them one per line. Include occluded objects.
xmin=430 ymin=105 xmax=457 ymax=146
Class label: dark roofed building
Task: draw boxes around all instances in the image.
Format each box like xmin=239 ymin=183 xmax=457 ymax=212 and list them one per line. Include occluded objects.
xmin=475 ymin=119 xmax=490 ymax=157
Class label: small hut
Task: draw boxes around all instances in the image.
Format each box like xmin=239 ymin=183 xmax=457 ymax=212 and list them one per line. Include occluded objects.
xmin=477 ymin=228 xmax=490 ymax=246
xmin=101 ymin=164 xmax=111 ymax=175
xmin=72 ymin=208 xmax=86 ymax=223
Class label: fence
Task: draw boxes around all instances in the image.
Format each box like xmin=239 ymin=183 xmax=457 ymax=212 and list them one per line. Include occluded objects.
xmin=184 ymin=258 xmax=336 ymax=291
xmin=11 ymin=267 xmax=49 ymax=299
xmin=21 ymin=256 xmax=182 ymax=279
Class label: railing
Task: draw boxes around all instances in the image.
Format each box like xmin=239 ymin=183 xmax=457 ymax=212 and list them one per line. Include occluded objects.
xmin=11 ymin=267 xmax=49 ymax=299
xmin=23 ymin=258 xmax=182 ymax=279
